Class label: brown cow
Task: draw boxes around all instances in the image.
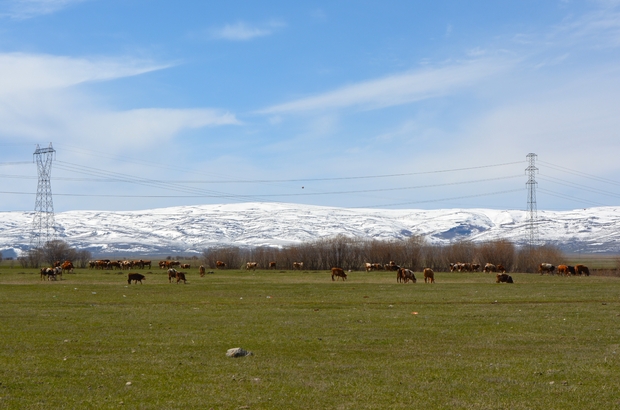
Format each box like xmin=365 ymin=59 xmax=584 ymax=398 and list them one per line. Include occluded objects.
xmin=557 ymin=265 xmax=569 ymax=276
xmin=199 ymin=265 xmax=206 ymax=277
xmin=401 ymin=269 xmax=417 ymax=283
xmin=176 ymin=271 xmax=187 ymax=284
xmin=168 ymin=268 xmax=177 ymax=283
xmin=216 ymin=261 xmax=226 ymax=269
xmin=471 ymin=263 xmax=481 ymax=272
xmin=180 ymin=264 xmax=191 ymax=269
xmin=331 ymin=267 xmax=347 ymax=281
xmin=496 ymin=273 xmax=514 ymax=283
xmin=396 ymin=268 xmax=405 ymax=283
xmin=61 ymin=260 xmax=74 ymax=274
xmin=423 ymin=268 xmax=435 ymax=283
xmin=497 ymin=264 xmax=506 ymax=274
xmin=246 ymin=262 xmax=258 ymax=271
xmin=575 ymin=264 xmax=590 ymax=276
xmin=269 ymin=261 xmax=277 ymax=269
xmin=483 ymin=263 xmax=497 ymax=273
xmin=538 ymin=263 xmax=555 ymax=275
xmin=127 ymin=273 xmax=145 ymax=284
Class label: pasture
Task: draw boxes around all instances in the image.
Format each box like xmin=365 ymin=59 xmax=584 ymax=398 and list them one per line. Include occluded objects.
xmin=0 ymin=267 xmax=619 ymax=409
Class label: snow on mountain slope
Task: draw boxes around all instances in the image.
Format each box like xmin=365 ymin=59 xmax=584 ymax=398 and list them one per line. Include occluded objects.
xmin=1 ymin=203 xmax=619 ymax=257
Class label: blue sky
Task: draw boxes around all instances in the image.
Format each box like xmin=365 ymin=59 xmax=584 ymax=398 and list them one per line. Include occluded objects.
xmin=0 ymin=0 xmax=619 ymax=212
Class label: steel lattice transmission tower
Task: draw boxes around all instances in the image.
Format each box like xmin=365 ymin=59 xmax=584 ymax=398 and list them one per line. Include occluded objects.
xmin=31 ymin=143 xmax=57 ymax=249
xmin=525 ymin=153 xmax=539 ymax=248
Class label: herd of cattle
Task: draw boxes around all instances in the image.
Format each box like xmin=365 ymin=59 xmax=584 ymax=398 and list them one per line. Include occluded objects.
xmin=38 ymin=258 xmax=590 ymax=285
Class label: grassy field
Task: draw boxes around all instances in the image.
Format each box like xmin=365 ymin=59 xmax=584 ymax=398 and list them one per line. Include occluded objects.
xmin=0 ymin=267 xmax=619 ymax=409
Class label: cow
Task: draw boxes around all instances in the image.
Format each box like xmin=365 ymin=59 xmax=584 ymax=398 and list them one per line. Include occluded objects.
xmin=40 ymin=267 xmax=55 ymax=281
xmin=169 ymin=261 xmax=181 ymax=268
xmin=176 ymin=271 xmax=187 ymax=284
xmin=61 ymin=261 xmax=74 ymax=274
xmin=396 ymin=268 xmax=405 ymax=283
xmin=423 ymin=268 xmax=435 ymax=283
xmin=168 ymin=268 xmax=178 ymax=283
xmin=568 ymin=265 xmax=576 ymax=275
xmin=199 ymin=265 xmax=206 ymax=277
xmin=497 ymin=264 xmax=506 ymax=274
xmin=575 ymin=264 xmax=590 ymax=276
xmin=401 ymin=269 xmax=417 ymax=283
xmin=159 ymin=261 xmax=168 ymax=269
xmin=331 ymin=267 xmax=347 ymax=281
xmin=539 ymin=263 xmax=555 ymax=275
xmin=372 ymin=263 xmax=383 ymax=271
xmin=246 ymin=262 xmax=258 ymax=271
xmin=180 ymin=264 xmax=191 ymax=269
xmin=293 ymin=262 xmax=304 ymax=270
xmin=142 ymin=260 xmax=152 ymax=269
xmin=496 ymin=273 xmax=514 ymax=283
xmin=471 ymin=263 xmax=481 ymax=272
xmin=127 ymin=273 xmax=145 ymax=284
xmin=557 ymin=265 xmax=570 ymax=276
xmin=483 ymin=263 xmax=497 ymax=273
xmin=269 ymin=261 xmax=277 ymax=270
xmin=385 ymin=262 xmax=400 ymax=271
xmin=365 ymin=262 xmax=373 ymax=272
xmin=216 ymin=261 xmax=226 ymax=269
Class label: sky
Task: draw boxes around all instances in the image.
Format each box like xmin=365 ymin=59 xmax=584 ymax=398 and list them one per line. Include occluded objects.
xmin=0 ymin=0 xmax=619 ymax=213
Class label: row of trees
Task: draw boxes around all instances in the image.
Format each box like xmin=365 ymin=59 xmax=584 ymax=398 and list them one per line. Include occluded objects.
xmin=19 ymin=240 xmax=92 ymax=269
xmin=202 ymin=235 xmax=564 ymax=273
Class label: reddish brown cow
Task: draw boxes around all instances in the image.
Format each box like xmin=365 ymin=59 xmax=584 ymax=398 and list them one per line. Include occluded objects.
xmin=269 ymin=261 xmax=277 ymax=269
xmin=176 ymin=271 xmax=187 ymax=284
xmin=575 ymin=264 xmax=590 ymax=276
xmin=61 ymin=261 xmax=74 ymax=274
xmin=216 ymin=261 xmax=226 ymax=269
xmin=423 ymin=268 xmax=435 ymax=283
xmin=557 ymin=265 xmax=569 ymax=276
xmin=496 ymin=273 xmax=514 ymax=283
xmin=331 ymin=267 xmax=347 ymax=281
xmin=496 ymin=264 xmax=506 ymax=274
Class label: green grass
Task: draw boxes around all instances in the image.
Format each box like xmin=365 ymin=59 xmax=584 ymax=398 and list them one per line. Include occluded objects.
xmin=1 ymin=268 xmax=619 ymax=409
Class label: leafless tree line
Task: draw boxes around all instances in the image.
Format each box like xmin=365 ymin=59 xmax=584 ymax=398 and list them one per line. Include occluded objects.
xmin=202 ymin=235 xmax=564 ymax=273
xmin=19 ymin=240 xmax=92 ymax=268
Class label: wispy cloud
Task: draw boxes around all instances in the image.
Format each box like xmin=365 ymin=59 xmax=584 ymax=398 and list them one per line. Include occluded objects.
xmin=0 ymin=53 xmax=170 ymax=93
xmin=0 ymin=0 xmax=86 ymax=19
xmin=210 ymin=21 xmax=284 ymax=41
xmin=258 ymin=58 xmax=512 ymax=114
xmin=0 ymin=52 xmax=239 ymax=148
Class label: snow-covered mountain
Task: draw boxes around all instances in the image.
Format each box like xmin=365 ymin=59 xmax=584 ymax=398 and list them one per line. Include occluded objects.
xmin=1 ymin=203 xmax=619 ymax=257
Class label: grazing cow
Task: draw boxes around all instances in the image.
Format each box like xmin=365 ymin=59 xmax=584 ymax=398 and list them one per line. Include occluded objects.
xmin=61 ymin=261 xmax=74 ymax=274
xmin=401 ymin=268 xmax=417 ymax=283
xmin=575 ymin=264 xmax=590 ymax=276
xmin=496 ymin=273 xmax=514 ymax=283
xmin=483 ymin=263 xmax=497 ymax=273
xmin=142 ymin=260 xmax=152 ymax=269
xmin=331 ymin=267 xmax=347 ymax=281
xmin=365 ymin=262 xmax=373 ymax=272
xmin=497 ymin=264 xmax=506 ymax=274
xmin=471 ymin=263 xmax=481 ymax=272
xmin=246 ymin=262 xmax=258 ymax=271
xmin=568 ymin=265 xmax=576 ymax=275
xmin=293 ymin=262 xmax=304 ymax=270
xmin=169 ymin=261 xmax=181 ymax=268
xmin=557 ymin=265 xmax=569 ymax=276
xmin=159 ymin=261 xmax=168 ymax=269
xmin=396 ymin=268 xmax=405 ymax=283
xmin=176 ymin=271 xmax=187 ymax=284
xmin=423 ymin=268 xmax=435 ymax=283
xmin=372 ymin=263 xmax=383 ymax=271
xmin=216 ymin=261 xmax=226 ymax=269
xmin=127 ymin=273 xmax=145 ymax=284
xmin=199 ymin=265 xmax=206 ymax=277
xmin=269 ymin=261 xmax=277 ymax=269
xmin=538 ymin=263 xmax=555 ymax=275
xmin=180 ymin=264 xmax=191 ymax=269
xmin=168 ymin=268 xmax=178 ymax=283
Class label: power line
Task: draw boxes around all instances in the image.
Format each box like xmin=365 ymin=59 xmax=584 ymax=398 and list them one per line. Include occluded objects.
xmin=539 ymin=160 xmax=620 ymax=187
xmin=538 ymin=174 xmax=620 ymax=199
xmin=355 ymin=188 xmax=525 ymax=208
xmin=538 ymin=188 xmax=609 ymax=207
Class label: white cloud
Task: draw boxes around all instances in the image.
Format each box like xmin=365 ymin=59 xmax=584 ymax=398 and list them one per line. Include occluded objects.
xmin=210 ymin=21 xmax=284 ymax=41
xmin=0 ymin=53 xmax=170 ymax=93
xmin=0 ymin=0 xmax=86 ymax=19
xmin=258 ymin=58 xmax=513 ymax=114
xmin=0 ymin=52 xmax=239 ymax=148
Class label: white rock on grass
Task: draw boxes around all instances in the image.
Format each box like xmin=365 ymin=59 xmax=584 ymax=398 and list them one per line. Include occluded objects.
xmin=226 ymin=347 xmax=253 ymax=358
